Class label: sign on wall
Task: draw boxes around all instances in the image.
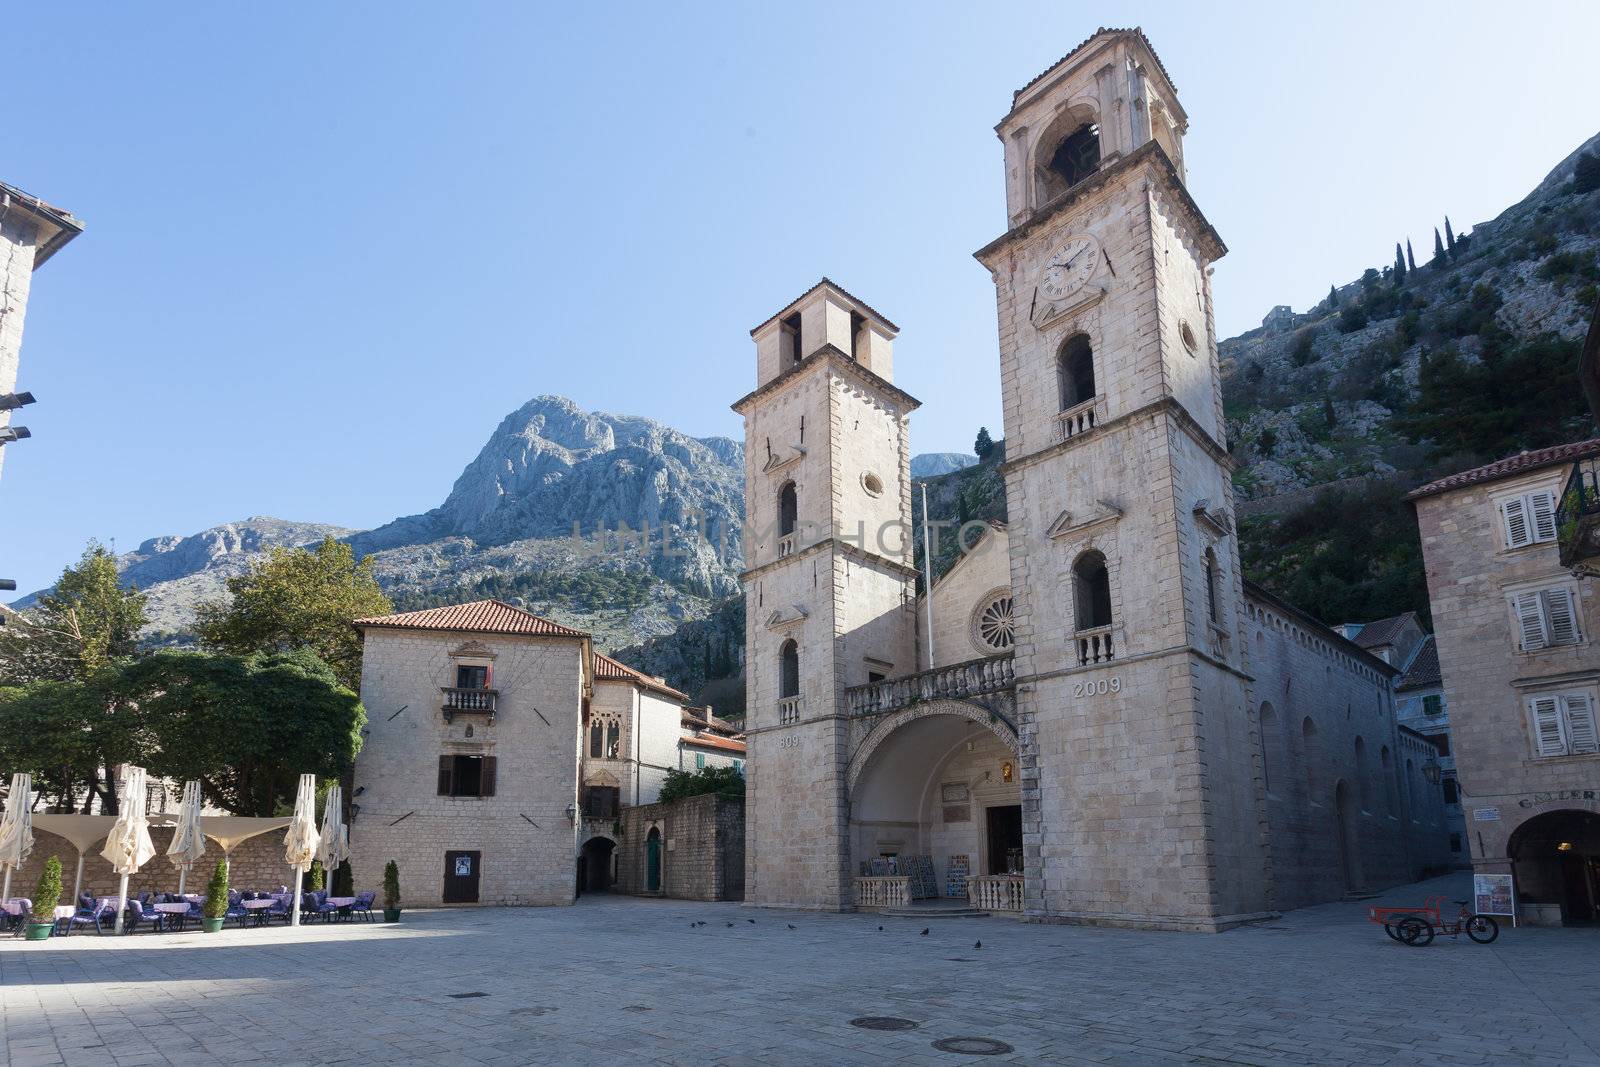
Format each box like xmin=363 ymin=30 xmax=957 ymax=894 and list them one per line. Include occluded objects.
xmin=1473 ymin=873 xmax=1515 ymax=917
xmin=1472 ymin=807 xmax=1501 ymax=822
xmin=454 ymin=856 xmax=472 ymax=877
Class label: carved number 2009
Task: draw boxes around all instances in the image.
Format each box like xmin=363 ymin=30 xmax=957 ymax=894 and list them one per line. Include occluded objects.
xmin=1073 ymin=676 xmax=1122 ymax=698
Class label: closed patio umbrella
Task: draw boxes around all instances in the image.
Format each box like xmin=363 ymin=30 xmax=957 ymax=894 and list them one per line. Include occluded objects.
xmin=101 ymin=766 xmax=157 ymax=934
xmin=0 ymin=773 xmax=34 ymax=903
xmin=316 ymin=783 xmax=348 ymax=888
xmin=165 ymin=781 xmax=207 ymax=895
xmin=284 ymin=774 xmax=319 ymax=927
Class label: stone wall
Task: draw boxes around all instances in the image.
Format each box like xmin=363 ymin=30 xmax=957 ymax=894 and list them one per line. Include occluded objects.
xmin=7 ymin=826 xmax=299 ymax=903
xmin=614 ymin=793 xmax=744 ymax=901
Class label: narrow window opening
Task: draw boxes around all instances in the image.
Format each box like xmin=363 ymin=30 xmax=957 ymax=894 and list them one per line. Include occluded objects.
xmin=849 ymin=310 xmax=866 ymax=361
xmin=1047 ymin=123 xmax=1101 ymax=193
xmin=781 ymin=311 xmax=803 ymax=365
xmin=1073 ymin=550 xmax=1112 ymax=631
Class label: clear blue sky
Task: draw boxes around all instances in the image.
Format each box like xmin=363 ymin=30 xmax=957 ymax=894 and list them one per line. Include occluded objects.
xmin=5 ymin=2 xmax=1598 ymax=596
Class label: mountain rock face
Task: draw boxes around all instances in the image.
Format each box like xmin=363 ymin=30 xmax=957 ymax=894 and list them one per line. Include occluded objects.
xmin=910 ymin=452 xmax=977 ymax=478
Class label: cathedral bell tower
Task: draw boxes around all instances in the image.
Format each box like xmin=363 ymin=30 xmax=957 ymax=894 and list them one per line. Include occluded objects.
xmin=733 ymin=279 xmax=920 ymax=910
xmin=975 ymin=29 xmax=1272 ymax=929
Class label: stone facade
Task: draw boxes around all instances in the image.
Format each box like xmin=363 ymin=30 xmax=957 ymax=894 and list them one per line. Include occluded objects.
xmin=1412 ymin=448 xmax=1600 ymax=924
xmin=350 ymin=624 xmax=587 ymax=907
xmin=614 ymin=793 xmax=744 ymax=901
xmin=0 ymin=182 xmax=80 ymax=482
xmin=736 ymin=29 xmax=1451 ymax=930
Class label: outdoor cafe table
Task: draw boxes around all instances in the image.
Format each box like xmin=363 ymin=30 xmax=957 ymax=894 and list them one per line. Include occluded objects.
xmin=327 ymin=896 xmax=357 ymax=920
xmin=241 ymin=898 xmax=276 ymax=926
xmin=153 ymin=901 xmax=192 ymax=931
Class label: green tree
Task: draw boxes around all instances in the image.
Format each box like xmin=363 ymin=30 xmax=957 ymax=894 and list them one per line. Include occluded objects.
xmin=1574 ymin=151 xmax=1600 ymax=195
xmin=203 ymin=861 xmax=229 ymax=919
xmin=1406 ymin=239 xmax=1417 ymax=273
xmin=1432 ymin=227 xmax=1446 ymax=265
xmin=1327 ymin=284 xmax=1340 ymax=309
xmin=117 ymin=648 xmax=366 ymax=816
xmin=973 ymin=426 xmax=995 ymax=461
xmin=195 ymin=537 xmax=390 ymax=690
xmin=0 ymin=672 xmax=143 ymax=813
xmin=1445 ymin=216 xmax=1457 ymax=258
xmin=657 ymin=764 xmax=746 ymax=805
xmin=0 ymin=541 xmax=146 ymax=685
xmin=1393 ymin=243 xmax=1407 ymax=285
xmin=31 ymin=856 xmax=63 ymax=922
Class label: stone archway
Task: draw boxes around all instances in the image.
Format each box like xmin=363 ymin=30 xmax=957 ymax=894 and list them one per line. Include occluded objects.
xmin=1508 ymin=809 xmax=1600 ymax=925
xmin=846 ymin=700 xmax=1019 ymax=798
xmin=577 ymin=836 xmax=616 ymax=896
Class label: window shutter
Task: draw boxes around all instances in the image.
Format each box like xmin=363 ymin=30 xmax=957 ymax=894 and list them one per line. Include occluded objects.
xmin=481 ymin=756 xmax=497 ymax=797
xmin=438 ymin=755 xmax=454 ymax=796
xmin=1502 ymin=496 xmax=1531 ymax=548
xmin=1562 ymin=694 xmax=1599 ymax=755
xmin=1514 ymin=591 xmax=1548 ymax=650
xmin=1528 ymin=491 xmax=1558 ymax=543
xmin=1530 ymin=696 xmax=1567 ymax=757
xmin=1543 ymin=588 xmax=1581 ymax=646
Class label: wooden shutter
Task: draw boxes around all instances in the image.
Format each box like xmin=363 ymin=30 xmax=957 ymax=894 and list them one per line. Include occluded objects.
xmin=481 ymin=756 xmax=497 ymax=797
xmin=1543 ymin=588 xmax=1581 ymax=646
xmin=1514 ymin=591 xmax=1548 ymax=650
xmin=1563 ymin=693 xmax=1599 ymax=755
xmin=1530 ymin=696 xmax=1567 ymax=757
xmin=1502 ymin=496 xmax=1531 ymax=548
xmin=438 ymin=755 xmax=454 ymax=796
xmin=1529 ymin=491 xmax=1558 ymax=543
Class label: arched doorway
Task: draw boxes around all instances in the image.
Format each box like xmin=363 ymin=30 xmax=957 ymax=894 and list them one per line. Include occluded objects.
xmin=1333 ymin=780 xmax=1362 ymax=893
xmin=577 ymin=836 xmax=615 ymax=896
xmin=1508 ymin=809 xmax=1600 ymax=925
xmin=645 ymin=827 xmax=663 ymax=893
xmin=847 ymin=703 xmax=1020 ymax=903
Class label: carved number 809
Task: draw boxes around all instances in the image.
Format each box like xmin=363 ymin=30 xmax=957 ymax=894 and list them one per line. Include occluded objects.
xmin=1073 ymin=676 xmax=1122 ymax=698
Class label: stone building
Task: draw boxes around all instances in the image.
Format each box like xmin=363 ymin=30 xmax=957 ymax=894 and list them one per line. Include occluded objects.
xmin=613 ymin=793 xmax=745 ymax=901
xmin=737 ymin=28 xmax=1449 ymax=929
xmin=1411 ymin=439 xmax=1600 ymax=925
xmin=350 ymin=599 xmax=744 ymax=906
xmin=0 ymin=181 xmax=80 ymax=484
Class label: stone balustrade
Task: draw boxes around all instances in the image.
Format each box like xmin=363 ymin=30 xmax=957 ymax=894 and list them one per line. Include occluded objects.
xmin=1055 ymin=395 xmax=1106 ymax=442
xmin=853 ymin=875 xmax=909 ymax=910
xmin=968 ymin=874 xmax=1024 ymax=912
xmin=777 ymin=696 xmax=802 ymax=725
xmin=845 ymin=654 xmax=1015 ymax=716
xmin=1076 ymin=625 xmax=1115 ymax=666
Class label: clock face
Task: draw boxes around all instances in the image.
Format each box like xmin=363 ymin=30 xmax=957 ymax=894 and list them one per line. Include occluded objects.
xmin=1040 ymin=234 xmax=1100 ymax=301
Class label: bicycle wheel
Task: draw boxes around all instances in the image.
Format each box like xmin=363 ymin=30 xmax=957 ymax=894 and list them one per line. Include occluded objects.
xmin=1465 ymin=914 xmax=1499 ymax=944
xmin=1396 ymin=917 xmax=1434 ymax=946
xmin=1383 ymin=923 xmax=1402 ymax=941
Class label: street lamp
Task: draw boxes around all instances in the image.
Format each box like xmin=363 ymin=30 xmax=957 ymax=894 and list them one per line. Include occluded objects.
xmin=1422 ymin=754 xmax=1442 ymax=786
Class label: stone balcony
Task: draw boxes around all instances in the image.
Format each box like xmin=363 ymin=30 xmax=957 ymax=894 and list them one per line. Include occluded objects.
xmin=845 ymin=654 xmax=1015 ymax=717
xmin=441 ymin=686 xmax=498 ymax=724
xmin=1055 ymin=395 xmax=1107 ymax=442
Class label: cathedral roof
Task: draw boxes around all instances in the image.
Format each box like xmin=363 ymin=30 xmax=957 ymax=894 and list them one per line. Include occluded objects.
xmin=353 ymin=599 xmax=588 ymax=638
xmin=748 ymin=277 xmax=900 ymax=337
xmin=1407 ymin=438 xmax=1600 ymax=500
xmin=1010 ymin=27 xmax=1177 ymax=111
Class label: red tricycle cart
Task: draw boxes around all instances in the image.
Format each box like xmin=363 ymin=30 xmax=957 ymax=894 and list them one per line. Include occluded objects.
xmin=1367 ymin=895 xmax=1499 ymax=946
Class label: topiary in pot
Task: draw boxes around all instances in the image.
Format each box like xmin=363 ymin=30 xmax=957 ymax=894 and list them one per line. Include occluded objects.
xmin=382 ymin=860 xmax=401 ymax=922
xmin=201 ymin=860 xmax=229 ymax=933
xmin=26 ymin=856 xmax=63 ymax=940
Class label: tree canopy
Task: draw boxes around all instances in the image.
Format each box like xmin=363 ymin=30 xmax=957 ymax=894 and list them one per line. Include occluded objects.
xmin=0 ymin=541 xmax=146 ymax=685
xmin=656 ymin=763 xmax=745 ymax=805
xmin=195 ymin=536 xmax=390 ymax=690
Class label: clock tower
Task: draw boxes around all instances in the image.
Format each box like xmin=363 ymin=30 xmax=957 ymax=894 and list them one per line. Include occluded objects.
xmin=975 ymin=28 xmax=1272 ymax=929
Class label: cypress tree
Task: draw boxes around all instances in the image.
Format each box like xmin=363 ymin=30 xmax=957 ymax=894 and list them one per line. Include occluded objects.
xmin=1445 ymin=216 xmax=1457 ymax=258
xmin=1406 ymin=240 xmax=1417 ymax=273
xmin=1394 ymin=243 xmax=1407 ymax=284
xmin=1328 ymin=284 xmax=1339 ymax=309
xmin=1433 ymin=227 xmax=1446 ymax=264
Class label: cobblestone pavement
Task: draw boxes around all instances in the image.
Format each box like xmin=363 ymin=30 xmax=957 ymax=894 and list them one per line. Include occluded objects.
xmin=2 ymin=874 xmax=1596 ymax=1066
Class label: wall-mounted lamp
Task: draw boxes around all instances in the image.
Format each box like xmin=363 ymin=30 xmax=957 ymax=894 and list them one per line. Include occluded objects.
xmin=565 ymin=803 xmax=578 ymax=822
xmin=1422 ymin=755 xmax=1442 ymax=786
xmin=1558 ymin=841 xmax=1574 ymax=852
xmin=0 ymin=391 xmax=35 ymax=411
xmin=352 ymin=786 xmax=364 ymax=798
xmin=1001 ymin=761 xmax=1014 ymax=784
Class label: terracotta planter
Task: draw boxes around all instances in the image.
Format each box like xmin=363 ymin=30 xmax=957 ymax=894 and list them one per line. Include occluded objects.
xmin=24 ymin=921 xmax=54 ymax=941
xmin=200 ymin=917 xmax=225 ymax=933
xmin=383 ymin=908 xmax=401 ymax=923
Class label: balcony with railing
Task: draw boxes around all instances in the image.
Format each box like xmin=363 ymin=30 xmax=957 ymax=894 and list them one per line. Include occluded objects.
xmin=441 ymin=687 xmax=498 ymax=724
xmin=845 ymin=655 xmax=1015 ymax=717
xmin=1055 ymin=395 xmax=1107 ymax=443
xmin=1075 ymin=625 xmax=1116 ymax=666
xmin=1558 ymin=456 xmax=1600 ymax=573
xmin=777 ymin=532 xmax=796 ymax=557
xmin=777 ymin=695 xmax=803 ymax=725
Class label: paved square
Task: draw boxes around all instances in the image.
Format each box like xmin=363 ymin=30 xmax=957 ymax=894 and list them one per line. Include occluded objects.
xmin=2 ymin=875 xmax=1596 ymax=1066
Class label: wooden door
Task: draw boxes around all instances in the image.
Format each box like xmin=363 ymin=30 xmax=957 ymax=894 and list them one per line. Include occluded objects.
xmin=985 ymin=805 xmax=1023 ymax=874
xmin=645 ymin=829 xmax=662 ymax=892
xmin=443 ymin=850 xmax=481 ymax=903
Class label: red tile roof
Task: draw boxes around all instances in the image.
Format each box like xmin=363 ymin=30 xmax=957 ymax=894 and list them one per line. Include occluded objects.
xmin=1397 ymin=635 xmax=1441 ymax=692
xmin=1349 ymin=612 xmax=1416 ymax=650
xmin=353 ymin=599 xmax=589 ymax=638
xmin=1407 ymin=439 xmax=1600 ymax=500
xmin=681 ymin=732 xmax=746 ymax=755
xmin=593 ymin=652 xmax=690 ymax=701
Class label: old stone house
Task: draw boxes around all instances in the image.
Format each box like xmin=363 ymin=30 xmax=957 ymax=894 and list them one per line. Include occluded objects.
xmin=736 ymin=27 xmax=1450 ymax=929
xmin=350 ymin=600 xmax=743 ymax=907
xmin=1411 ymin=439 xmax=1600 ymax=925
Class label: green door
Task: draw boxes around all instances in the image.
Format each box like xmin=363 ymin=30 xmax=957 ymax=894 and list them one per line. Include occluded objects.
xmin=646 ymin=828 xmax=662 ymax=892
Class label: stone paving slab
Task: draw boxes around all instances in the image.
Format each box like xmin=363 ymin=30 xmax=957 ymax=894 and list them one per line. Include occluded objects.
xmin=2 ymin=874 xmax=1596 ymax=1066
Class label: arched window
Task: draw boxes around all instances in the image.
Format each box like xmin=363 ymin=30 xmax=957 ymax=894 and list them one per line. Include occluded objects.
xmin=589 ymin=722 xmax=604 ymax=759
xmin=1259 ymin=702 xmax=1277 ymax=795
xmin=1041 ymin=123 xmax=1101 ymax=201
xmin=1405 ymin=758 xmax=1417 ymax=815
xmin=1058 ymin=334 xmax=1096 ymax=411
xmin=779 ymin=639 xmax=800 ymax=700
xmin=1380 ymin=745 xmax=1397 ymax=816
xmin=606 ymin=721 xmax=620 ymax=759
xmin=1354 ymin=737 xmax=1369 ymax=811
xmin=1302 ymin=717 xmax=1319 ymax=802
xmin=777 ymin=481 xmax=797 ymax=540
xmin=1073 ymin=551 xmax=1112 ymax=631
xmin=1204 ymin=547 xmax=1220 ymax=623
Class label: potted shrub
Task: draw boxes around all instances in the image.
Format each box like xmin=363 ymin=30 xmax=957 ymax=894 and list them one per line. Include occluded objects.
xmin=382 ymin=860 xmax=401 ymax=922
xmin=201 ymin=860 xmax=229 ymax=933
xmin=25 ymin=856 xmax=63 ymax=940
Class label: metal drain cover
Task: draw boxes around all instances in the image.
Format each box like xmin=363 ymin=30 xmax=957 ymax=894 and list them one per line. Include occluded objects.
xmin=850 ymin=1016 xmax=920 ymax=1032
xmin=447 ymin=992 xmax=489 ymax=999
xmin=933 ymin=1037 xmax=1014 ymax=1056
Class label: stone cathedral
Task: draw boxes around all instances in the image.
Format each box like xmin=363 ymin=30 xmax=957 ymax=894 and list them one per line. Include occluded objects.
xmin=735 ymin=28 xmax=1450 ymax=930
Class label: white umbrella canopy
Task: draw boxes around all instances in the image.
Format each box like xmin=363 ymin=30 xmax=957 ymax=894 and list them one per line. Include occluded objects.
xmin=101 ymin=766 xmax=157 ymax=933
xmin=33 ymin=813 xmax=113 ymax=905
xmin=165 ymin=781 xmax=208 ymax=894
xmin=0 ymin=772 xmax=35 ymax=902
xmin=316 ymin=784 xmax=348 ymax=882
xmin=285 ymin=774 xmax=319 ymax=926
